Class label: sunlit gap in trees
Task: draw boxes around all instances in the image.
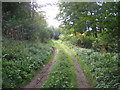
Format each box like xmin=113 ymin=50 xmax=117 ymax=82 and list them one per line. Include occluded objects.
xmin=36 ymin=0 xmax=60 ymax=28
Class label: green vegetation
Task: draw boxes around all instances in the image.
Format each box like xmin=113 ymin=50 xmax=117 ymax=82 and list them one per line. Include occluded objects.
xmin=2 ymin=2 xmax=56 ymax=42
xmin=56 ymin=2 xmax=120 ymax=88
xmin=64 ymin=41 xmax=119 ymax=88
xmin=41 ymin=41 xmax=77 ymax=88
xmin=2 ymin=2 xmax=58 ymax=88
xmin=2 ymin=1 xmax=120 ymax=89
xmin=2 ymin=38 xmax=54 ymax=88
xmin=57 ymin=2 xmax=120 ymax=53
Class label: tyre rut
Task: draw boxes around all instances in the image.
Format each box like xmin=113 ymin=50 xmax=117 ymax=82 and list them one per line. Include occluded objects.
xmin=23 ymin=48 xmax=58 ymax=88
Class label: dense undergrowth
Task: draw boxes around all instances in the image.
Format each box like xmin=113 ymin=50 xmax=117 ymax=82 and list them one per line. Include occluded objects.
xmin=41 ymin=41 xmax=77 ymax=88
xmin=2 ymin=38 xmax=54 ymax=88
xmin=62 ymin=41 xmax=120 ymax=89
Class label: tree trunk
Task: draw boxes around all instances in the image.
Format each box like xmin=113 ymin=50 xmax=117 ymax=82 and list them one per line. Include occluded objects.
xmin=92 ymin=26 xmax=97 ymax=38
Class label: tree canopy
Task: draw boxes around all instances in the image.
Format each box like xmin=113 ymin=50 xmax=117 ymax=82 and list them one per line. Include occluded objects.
xmin=57 ymin=2 xmax=120 ymax=53
xmin=2 ymin=2 xmax=55 ymax=42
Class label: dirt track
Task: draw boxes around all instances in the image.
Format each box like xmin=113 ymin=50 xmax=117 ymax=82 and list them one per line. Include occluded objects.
xmin=69 ymin=51 xmax=92 ymax=88
xmin=24 ymin=46 xmax=92 ymax=88
xmin=24 ymin=48 xmax=58 ymax=88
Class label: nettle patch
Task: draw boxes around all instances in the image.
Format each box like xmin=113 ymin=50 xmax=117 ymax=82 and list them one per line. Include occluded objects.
xmin=2 ymin=41 xmax=53 ymax=88
xmin=41 ymin=47 xmax=77 ymax=88
xmin=66 ymin=43 xmax=119 ymax=89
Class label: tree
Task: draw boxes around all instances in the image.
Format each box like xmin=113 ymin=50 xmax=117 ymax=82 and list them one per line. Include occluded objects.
xmin=2 ymin=2 xmax=54 ymax=42
xmin=57 ymin=2 xmax=119 ymax=52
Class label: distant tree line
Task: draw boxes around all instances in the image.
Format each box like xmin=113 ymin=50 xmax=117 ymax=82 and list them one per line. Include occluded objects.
xmin=2 ymin=2 xmax=58 ymax=42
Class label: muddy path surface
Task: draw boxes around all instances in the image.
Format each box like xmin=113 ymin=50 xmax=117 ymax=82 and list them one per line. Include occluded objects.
xmin=69 ymin=51 xmax=92 ymax=88
xmin=24 ymin=48 xmax=58 ymax=88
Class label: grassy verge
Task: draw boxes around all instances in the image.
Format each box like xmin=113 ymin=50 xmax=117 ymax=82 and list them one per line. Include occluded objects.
xmin=63 ymin=41 xmax=119 ymax=89
xmin=2 ymin=38 xmax=54 ymax=88
xmin=41 ymin=41 xmax=77 ymax=88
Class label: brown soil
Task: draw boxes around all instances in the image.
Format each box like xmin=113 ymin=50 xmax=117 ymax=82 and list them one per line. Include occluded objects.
xmin=69 ymin=52 xmax=92 ymax=88
xmin=23 ymin=48 xmax=58 ymax=88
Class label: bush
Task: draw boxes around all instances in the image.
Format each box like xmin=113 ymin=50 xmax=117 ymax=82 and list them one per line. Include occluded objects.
xmin=76 ymin=33 xmax=94 ymax=48
xmin=92 ymin=31 xmax=118 ymax=53
xmin=65 ymin=42 xmax=119 ymax=89
xmin=2 ymin=38 xmax=54 ymax=88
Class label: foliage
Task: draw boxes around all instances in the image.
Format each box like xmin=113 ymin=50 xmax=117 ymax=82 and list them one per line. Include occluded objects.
xmin=41 ymin=41 xmax=77 ymax=88
xmin=92 ymin=30 xmax=118 ymax=52
xmin=2 ymin=2 xmax=54 ymax=42
xmin=59 ymin=34 xmax=78 ymax=45
xmin=59 ymin=32 xmax=94 ymax=48
xmin=57 ymin=2 xmax=119 ymax=53
xmin=76 ymin=33 xmax=94 ymax=48
xmin=2 ymin=2 xmax=120 ymax=89
xmin=2 ymin=38 xmax=54 ymax=88
xmin=64 ymin=42 xmax=120 ymax=89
